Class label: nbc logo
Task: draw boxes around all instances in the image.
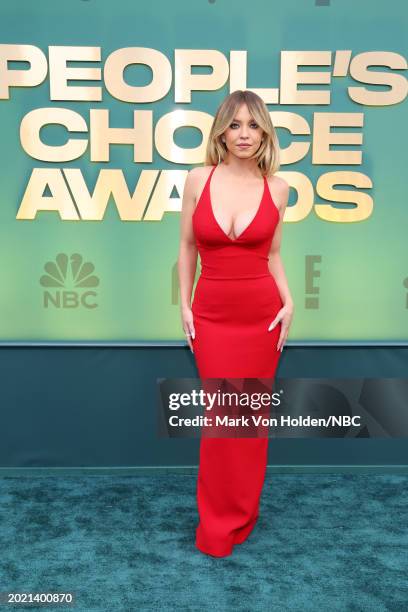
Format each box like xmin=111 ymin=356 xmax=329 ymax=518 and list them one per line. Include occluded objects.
xmin=40 ymin=253 xmax=100 ymax=309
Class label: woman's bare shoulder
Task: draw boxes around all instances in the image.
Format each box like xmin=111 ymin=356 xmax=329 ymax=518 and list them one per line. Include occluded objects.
xmin=266 ymin=174 xmax=290 ymax=213
xmin=266 ymin=174 xmax=289 ymax=191
xmin=187 ymin=165 xmax=214 ymax=199
xmin=188 ymin=165 xmax=214 ymax=180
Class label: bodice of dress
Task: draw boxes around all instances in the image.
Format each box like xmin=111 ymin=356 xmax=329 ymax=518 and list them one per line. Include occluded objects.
xmin=192 ymin=164 xmax=280 ymax=280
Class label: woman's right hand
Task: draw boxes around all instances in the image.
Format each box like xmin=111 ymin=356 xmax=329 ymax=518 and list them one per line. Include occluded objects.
xmin=181 ymin=306 xmax=196 ymax=353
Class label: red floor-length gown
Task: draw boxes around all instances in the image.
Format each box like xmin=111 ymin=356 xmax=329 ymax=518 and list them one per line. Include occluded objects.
xmin=191 ymin=163 xmax=284 ymax=557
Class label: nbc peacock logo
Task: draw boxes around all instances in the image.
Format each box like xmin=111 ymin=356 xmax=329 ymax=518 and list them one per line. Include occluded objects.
xmin=40 ymin=253 xmax=100 ymax=309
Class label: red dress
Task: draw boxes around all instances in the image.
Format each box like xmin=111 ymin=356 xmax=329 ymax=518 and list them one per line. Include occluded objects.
xmin=191 ymin=163 xmax=284 ymax=557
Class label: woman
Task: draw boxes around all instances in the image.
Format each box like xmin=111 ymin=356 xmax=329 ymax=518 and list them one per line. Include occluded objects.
xmin=177 ymin=90 xmax=294 ymax=557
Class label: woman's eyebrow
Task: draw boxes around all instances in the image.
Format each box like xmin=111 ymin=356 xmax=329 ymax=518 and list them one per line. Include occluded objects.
xmin=232 ymin=118 xmax=256 ymax=122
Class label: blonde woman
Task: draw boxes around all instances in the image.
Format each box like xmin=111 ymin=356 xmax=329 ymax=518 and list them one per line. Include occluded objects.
xmin=178 ymin=90 xmax=294 ymax=557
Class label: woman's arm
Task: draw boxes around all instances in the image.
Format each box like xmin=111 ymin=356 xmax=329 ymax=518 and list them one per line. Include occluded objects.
xmin=268 ymin=177 xmax=293 ymax=307
xmin=267 ymin=177 xmax=294 ymax=351
xmin=177 ymin=168 xmax=200 ymax=351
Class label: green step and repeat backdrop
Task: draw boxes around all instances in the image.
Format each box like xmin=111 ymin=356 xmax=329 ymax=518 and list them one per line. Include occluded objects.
xmin=0 ymin=0 xmax=407 ymax=344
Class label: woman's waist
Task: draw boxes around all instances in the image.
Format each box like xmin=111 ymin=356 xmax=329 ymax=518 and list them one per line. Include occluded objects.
xmin=199 ymin=273 xmax=272 ymax=280
xmin=195 ymin=273 xmax=278 ymax=286
xmin=192 ymin=273 xmax=282 ymax=314
xmin=199 ymin=255 xmax=271 ymax=280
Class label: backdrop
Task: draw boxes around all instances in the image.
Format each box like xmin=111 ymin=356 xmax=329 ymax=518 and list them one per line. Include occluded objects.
xmin=0 ymin=0 xmax=407 ymax=345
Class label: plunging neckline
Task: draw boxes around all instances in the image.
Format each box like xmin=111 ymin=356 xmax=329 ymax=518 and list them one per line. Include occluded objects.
xmin=208 ymin=164 xmax=267 ymax=243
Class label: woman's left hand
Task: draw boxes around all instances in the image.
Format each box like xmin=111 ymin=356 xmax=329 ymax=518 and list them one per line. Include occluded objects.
xmin=268 ymin=302 xmax=294 ymax=352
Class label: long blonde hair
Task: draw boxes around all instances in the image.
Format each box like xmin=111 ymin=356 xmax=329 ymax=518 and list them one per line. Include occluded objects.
xmin=204 ymin=90 xmax=280 ymax=177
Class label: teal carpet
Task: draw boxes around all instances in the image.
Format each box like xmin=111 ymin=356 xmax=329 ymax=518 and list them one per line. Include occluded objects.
xmin=0 ymin=474 xmax=407 ymax=611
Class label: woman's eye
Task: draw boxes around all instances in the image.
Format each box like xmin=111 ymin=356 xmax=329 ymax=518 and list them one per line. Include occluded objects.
xmin=230 ymin=122 xmax=258 ymax=129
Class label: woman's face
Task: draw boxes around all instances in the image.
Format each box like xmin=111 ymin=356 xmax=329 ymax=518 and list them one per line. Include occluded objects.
xmin=222 ymin=103 xmax=264 ymax=159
